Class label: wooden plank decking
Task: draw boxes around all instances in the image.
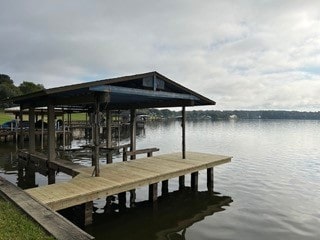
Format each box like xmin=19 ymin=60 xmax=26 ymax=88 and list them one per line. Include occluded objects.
xmin=25 ymin=152 xmax=231 ymax=211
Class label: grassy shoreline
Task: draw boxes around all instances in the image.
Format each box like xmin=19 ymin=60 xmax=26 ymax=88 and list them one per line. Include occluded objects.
xmin=0 ymin=197 xmax=54 ymax=240
xmin=0 ymin=111 xmax=14 ymax=125
xmin=0 ymin=111 xmax=86 ymax=125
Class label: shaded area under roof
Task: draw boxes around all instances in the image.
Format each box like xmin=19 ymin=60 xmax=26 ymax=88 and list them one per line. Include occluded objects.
xmin=2 ymin=72 xmax=215 ymax=110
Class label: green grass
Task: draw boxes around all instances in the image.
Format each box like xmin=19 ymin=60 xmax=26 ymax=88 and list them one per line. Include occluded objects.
xmin=0 ymin=111 xmax=14 ymax=125
xmin=69 ymin=113 xmax=86 ymax=121
xmin=0 ymin=197 xmax=55 ymax=240
xmin=0 ymin=111 xmax=87 ymax=124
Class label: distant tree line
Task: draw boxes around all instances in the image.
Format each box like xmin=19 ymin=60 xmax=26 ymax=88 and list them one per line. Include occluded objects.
xmin=147 ymin=109 xmax=320 ymax=120
xmin=0 ymin=74 xmax=44 ymax=108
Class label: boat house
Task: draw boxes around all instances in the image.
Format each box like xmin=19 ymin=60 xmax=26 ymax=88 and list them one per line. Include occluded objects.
xmin=2 ymin=71 xmax=231 ymax=227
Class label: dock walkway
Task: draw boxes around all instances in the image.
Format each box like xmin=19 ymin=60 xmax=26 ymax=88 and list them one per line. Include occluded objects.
xmin=25 ymin=152 xmax=231 ymax=211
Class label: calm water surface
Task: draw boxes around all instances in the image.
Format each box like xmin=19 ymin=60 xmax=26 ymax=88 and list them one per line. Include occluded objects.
xmin=0 ymin=119 xmax=319 ymax=240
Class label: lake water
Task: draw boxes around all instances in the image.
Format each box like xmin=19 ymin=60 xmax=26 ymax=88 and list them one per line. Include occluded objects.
xmin=0 ymin=119 xmax=319 ymax=240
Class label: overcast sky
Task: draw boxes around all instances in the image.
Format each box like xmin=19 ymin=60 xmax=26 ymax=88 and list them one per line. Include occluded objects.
xmin=1 ymin=0 xmax=320 ymax=110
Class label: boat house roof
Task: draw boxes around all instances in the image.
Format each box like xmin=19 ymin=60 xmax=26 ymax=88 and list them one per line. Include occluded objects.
xmin=3 ymin=71 xmax=215 ymax=110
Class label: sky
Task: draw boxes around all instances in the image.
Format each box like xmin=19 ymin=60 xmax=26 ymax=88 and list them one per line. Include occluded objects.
xmin=1 ymin=0 xmax=320 ymax=111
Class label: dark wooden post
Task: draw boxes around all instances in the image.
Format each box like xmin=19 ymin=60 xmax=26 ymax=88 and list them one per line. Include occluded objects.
xmin=19 ymin=106 xmax=24 ymax=149
xmin=28 ymin=107 xmax=35 ymax=154
xmin=182 ymin=106 xmax=186 ymax=159
xmin=191 ymin=172 xmax=199 ymax=191
xmin=179 ymin=106 xmax=186 ymax=189
xmin=41 ymin=113 xmax=44 ymax=150
xmin=129 ymin=189 xmax=136 ymax=207
xmin=14 ymin=114 xmax=18 ymax=145
xmin=129 ymin=109 xmax=137 ymax=202
xmin=106 ymin=109 xmax=112 ymax=164
xmin=149 ymin=183 xmax=158 ymax=202
xmin=118 ymin=192 xmax=126 ymax=209
xmin=62 ymin=109 xmax=66 ymax=150
xmin=84 ymin=201 xmax=93 ymax=226
xmin=207 ymin=167 xmax=214 ymax=192
xmin=179 ymin=176 xmax=185 ymax=190
xmin=48 ymin=104 xmax=56 ymax=184
xmin=92 ymin=96 xmax=100 ymax=176
xmin=161 ymin=180 xmax=169 ymax=195
xmin=130 ymin=109 xmax=136 ymax=160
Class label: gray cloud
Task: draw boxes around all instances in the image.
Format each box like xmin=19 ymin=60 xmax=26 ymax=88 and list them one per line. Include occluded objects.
xmin=1 ymin=0 xmax=320 ymax=110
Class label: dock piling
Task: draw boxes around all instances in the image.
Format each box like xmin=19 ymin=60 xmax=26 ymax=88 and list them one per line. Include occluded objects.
xmin=149 ymin=183 xmax=158 ymax=202
xmin=191 ymin=172 xmax=199 ymax=191
xmin=161 ymin=180 xmax=169 ymax=195
xmin=84 ymin=201 xmax=93 ymax=226
xmin=207 ymin=168 xmax=214 ymax=192
xmin=118 ymin=192 xmax=126 ymax=209
xmin=130 ymin=189 xmax=136 ymax=207
xmin=179 ymin=176 xmax=185 ymax=190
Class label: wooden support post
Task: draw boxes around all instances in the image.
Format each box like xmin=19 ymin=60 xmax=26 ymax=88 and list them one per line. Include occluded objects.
xmin=62 ymin=109 xmax=66 ymax=150
xmin=118 ymin=192 xmax=126 ymax=208
xmin=179 ymin=176 xmax=185 ymax=190
xmin=122 ymin=146 xmax=128 ymax=161
xmin=130 ymin=109 xmax=136 ymax=160
xmin=191 ymin=171 xmax=199 ymax=191
xmin=207 ymin=167 xmax=214 ymax=192
xmin=48 ymin=104 xmax=56 ymax=185
xmin=29 ymin=107 xmax=35 ymax=154
xmin=182 ymin=106 xmax=186 ymax=159
xmin=130 ymin=189 xmax=136 ymax=207
xmin=180 ymin=107 xmax=186 ymax=191
xmin=25 ymin=163 xmax=37 ymax=188
xmin=14 ymin=115 xmax=18 ymax=146
xmin=85 ymin=112 xmax=88 ymax=141
xmin=149 ymin=183 xmax=158 ymax=202
xmin=68 ymin=113 xmax=71 ymax=129
xmin=19 ymin=107 xmax=24 ymax=149
xmin=48 ymin=104 xmax=56 ymax=161
xmin=106 ymin=109 xmax=112 ymax=164
xmin=48 ymin=168 xmax=56 ymax=185
xmin=41 ymin=113 xmax=44 ymax=150
xmin=17 ymin=160 xmax=24 ymax=188
xmin=161 ymin=180 xmax=169 ymax=195
xmin=84 ymin=201 xmax=93 ymax=226
xmin=92 ymin=97 xmax=100 ymax=176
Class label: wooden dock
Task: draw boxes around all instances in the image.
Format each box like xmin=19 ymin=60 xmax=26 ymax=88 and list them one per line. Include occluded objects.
xmin=25 ymin=152 xmax=231 ymax=211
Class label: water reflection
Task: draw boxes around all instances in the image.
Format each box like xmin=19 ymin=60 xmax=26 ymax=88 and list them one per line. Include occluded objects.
xmin=86 ymin=188 xmax=232 ymax=240
xmin=0 ymin=143 xmax=17 ymax=173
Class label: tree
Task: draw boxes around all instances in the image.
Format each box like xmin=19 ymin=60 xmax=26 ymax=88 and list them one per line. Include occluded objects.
xmin=19 ymin=81 xmax=44 ymax=95
xmin=0 ymin=74 xmax=13 ymax=85
xmin=0 ymin=75 xmax=45 ymax=109
xmin=0 ymin=75 xmax=21 ymax=108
